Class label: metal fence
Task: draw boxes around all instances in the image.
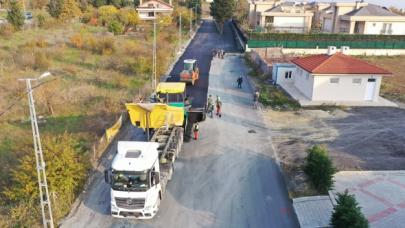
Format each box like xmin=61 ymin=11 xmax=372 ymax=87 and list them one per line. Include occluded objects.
xmin=247 ymin=40 xmax=405 ymax=49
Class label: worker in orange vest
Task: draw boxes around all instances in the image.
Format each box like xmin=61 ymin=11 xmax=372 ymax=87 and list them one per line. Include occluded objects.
xmin=193 ymin=122 xmax=199 ymax=140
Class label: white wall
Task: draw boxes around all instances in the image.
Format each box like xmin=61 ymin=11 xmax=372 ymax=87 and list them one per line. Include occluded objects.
xmin=294 ymin=67 xmax=314 ymax=99
xmin=312 ymin=75 xmax=382 ymax=101
xmin=276 ymin=66 xmax=296 ymax=85
xmin=274 ymin=16 xmax=305 ymax=27
xmin=364 ymin=21 xmax=405 ymax=35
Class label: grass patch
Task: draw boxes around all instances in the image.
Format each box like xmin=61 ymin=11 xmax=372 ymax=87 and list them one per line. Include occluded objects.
xmin=259 ymin=85 xmax=300 ymax=110
xmin=360 ymin=55 xmax=405 ymax=103
xmin=244 ymin=52 xmax=300 ymax=110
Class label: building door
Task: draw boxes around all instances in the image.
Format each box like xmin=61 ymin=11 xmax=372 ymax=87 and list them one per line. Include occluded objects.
xmin=365 ymin=78 xmax=376 ymax=101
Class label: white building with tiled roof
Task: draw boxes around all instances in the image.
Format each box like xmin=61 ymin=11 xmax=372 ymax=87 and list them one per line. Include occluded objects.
xmin=136 ymin=0 xmax=173 ymax=20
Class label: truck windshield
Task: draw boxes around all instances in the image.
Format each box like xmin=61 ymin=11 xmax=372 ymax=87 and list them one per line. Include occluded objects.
xmin=111 ymin=170 xmax=150 ymax=191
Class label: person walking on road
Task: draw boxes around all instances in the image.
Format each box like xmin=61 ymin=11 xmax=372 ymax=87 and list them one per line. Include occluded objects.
xmin=253 ymin=90 xmax=260 ymax=109
xmin=207 ymin=94 xmax=214 ymax=118
xmin=193 ymin=122 xmax=199 ymax=140
xmin=215 ymin=96 xmax=222 ymax=117
xmin=237 ymin=75 xmax=243 ymax=88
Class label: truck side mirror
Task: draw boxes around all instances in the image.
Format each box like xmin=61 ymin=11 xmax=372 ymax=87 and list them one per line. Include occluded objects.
xmin=152 ymin=171 xmax=160 ymax=185
xmin=155 ymin=172 xmax=160 ymax=184
xmin=104 ymin=169 xmax=110 ymax=184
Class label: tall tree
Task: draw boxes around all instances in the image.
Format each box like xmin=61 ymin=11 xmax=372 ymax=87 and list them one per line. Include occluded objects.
xmin=7 ymin=0 xmax=25 ymax=30
xmin=59 ymin=0 xmax=81 ymax=20
xmin=210 ymin=0 xmax=235 ymax=33
xmin=330 ymin=190 xmax=369 ymax=228
xmin=48 ymin=0 xmax=64 ymax=18
xmin=3 ymin=133 xmax=88 ymax=224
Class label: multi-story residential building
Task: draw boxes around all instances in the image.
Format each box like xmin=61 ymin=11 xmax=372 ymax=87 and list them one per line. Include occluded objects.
xmin=136 ymin=0 xmax=173 ymax=20
xmin=249 ymin=1 xmax=313 ymax=33
xmin=248 ymin=0 xmax=281 ymax=28
xmin=319 ymin=1 xmax=405 ymax=35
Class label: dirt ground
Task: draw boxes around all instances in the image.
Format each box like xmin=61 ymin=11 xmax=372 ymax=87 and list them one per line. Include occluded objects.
xmin=264 ymin=107 xmax=405 ymax=196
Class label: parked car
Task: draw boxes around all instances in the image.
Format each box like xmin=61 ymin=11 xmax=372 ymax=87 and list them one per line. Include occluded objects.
xmin=25 ymin=12 xmax=33 ymax=20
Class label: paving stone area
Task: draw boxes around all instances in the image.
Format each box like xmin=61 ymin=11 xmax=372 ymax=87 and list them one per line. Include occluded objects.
xmin=333 ymin=171 xmax=405 ymax=228
xmin=293 ymin=196 xmax=333 ymax=228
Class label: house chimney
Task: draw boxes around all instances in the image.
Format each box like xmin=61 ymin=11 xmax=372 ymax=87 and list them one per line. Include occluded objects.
xmin=139 ymin=0 xmax=143 ymax=5
xmin=169 ymin=0 xmax=172 ymax=6
xmin=341 ymin=46 xmax=350 ymax=55
xmin=327 ymin=46 xmax=337 ymax=55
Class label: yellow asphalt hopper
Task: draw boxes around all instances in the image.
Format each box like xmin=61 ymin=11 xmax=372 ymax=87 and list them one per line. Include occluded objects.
xmin=126 ymin=103 xmax=184 ymax=129
xmin=156 ymin=82 xmax=186 ymax=94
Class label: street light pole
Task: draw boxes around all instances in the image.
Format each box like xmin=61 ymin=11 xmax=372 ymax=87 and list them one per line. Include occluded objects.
xmin=152 ymin=11 xmax=157 ymax=90
xmin=178 ymin=12 xmax=182 ymax=52
xmin=189 ymin=7 xmax=193 ymax=34
xmin=19 ymin=72 xmax=54 ymax=228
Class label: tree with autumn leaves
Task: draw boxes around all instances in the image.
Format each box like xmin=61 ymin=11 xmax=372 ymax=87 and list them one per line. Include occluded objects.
xmin=2 ymin=133 xmax=88 ymax=226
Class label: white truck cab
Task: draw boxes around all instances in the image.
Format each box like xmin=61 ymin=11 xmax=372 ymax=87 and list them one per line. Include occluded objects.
xmin=105 ymin=141 xmax=162 ymax=219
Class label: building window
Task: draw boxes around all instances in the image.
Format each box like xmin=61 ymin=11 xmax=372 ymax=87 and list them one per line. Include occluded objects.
xmin=352 ymin=78 xmax=362 ymax=84
xmin=368 ymin=78 xmax=376 ymax=82
xmin=265 ymin=16 xmax=274 ymax=24
xmin=330 ymin=78 xmax=339 ymax=84
xmin=148 ymin=3 xmax=154 ymax=8
xmin=148 ymin=12 xmax=155 ymax=17
xmin=284 ymin=71 xmax=292 ymax=79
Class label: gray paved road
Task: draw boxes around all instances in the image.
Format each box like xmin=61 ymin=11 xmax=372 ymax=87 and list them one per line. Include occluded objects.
xmin=61 ymin=20 xmax=298 ymax=228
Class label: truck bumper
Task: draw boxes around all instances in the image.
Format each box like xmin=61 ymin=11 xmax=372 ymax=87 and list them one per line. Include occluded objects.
xmin=111 ymin=204 xmax=158 ymax=219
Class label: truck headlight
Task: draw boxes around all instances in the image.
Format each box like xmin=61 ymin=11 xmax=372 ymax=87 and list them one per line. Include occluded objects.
xmin=111 ymin=203 xmax=119 ymax=211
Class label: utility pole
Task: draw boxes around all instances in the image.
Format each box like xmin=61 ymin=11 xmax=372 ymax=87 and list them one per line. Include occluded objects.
xmin=178 ymin=12 xmax=182 ymax=52
xmin=18 ymin=72 xmax=54 ymax=228
xmin=189 ymin=7 xmax=193 ymax=34
xmin=152 ymin=11 xmax=157 ymax=90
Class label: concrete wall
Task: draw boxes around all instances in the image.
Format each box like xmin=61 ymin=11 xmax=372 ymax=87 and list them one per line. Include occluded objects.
xmin=249 ymin=51 xmax=272 ymax=75
xmin=294 ymin=67 xmax=314 ymax=99
xmin=312 ymin=75 xmax=382 ymax=101
xmin=279 ymin=48 xmax=405 ymax=56
xmin=365 ymin=21 xmax=405 ymax=35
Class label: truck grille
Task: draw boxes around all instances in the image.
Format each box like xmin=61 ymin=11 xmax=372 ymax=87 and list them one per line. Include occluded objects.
xmin=115 ymin=197 xmax=145 ymax=210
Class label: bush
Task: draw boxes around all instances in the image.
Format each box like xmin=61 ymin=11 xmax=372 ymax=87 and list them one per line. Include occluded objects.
xmin=0 ymin=24 xmax=15 ymax=37
xmin=34 ymin=52 xmax=51 ymax=71
xmin=108 ymin=19 xmax=124 ymax=35
xmin=59 ymin=0 xmax=82 ymax=20
xmin=85 ymin=35 xmax=115 ymax=55
xmin=70 ymin=33 xmax=84 ymax=48
xmin=47 ymin=0 xmax=64 ymax=18
xmin=249 ymin=32 xmax=405 ymax=42
xmin=98 ymin=5 xmax=118 ymax=25
xmin=304 ymin=145 xmax=336 ymax=194
xmin=36 ymin=13 xmax=47 ymax=27
xmin=117 ymin=8 xmax=139 ymax=27
xmin=331 ymin=190 xmax=369 ymax=228
xmin=7 ymin=0 xmax=25 ymax=30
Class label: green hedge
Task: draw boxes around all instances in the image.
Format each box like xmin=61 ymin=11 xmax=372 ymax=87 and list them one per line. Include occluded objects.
xmin=249 ymin=32 xmax=405 ymax=41
xmin=248 ymin=40 xmax=405 ymax=49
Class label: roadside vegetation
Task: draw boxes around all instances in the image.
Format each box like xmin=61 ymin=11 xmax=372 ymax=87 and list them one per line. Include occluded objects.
xmin=244 ymin=52 xmax=300 ymax=110
xmin=304 ymin=145 xmax=336 ymax=194
xmin=0 ymin=0 xmax=198 ymax=226
xmin=331 ymin=190 xmax=369 ymax=228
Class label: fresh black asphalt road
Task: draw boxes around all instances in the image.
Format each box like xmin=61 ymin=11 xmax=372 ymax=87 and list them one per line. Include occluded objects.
xmin=61 ymin=19 xmax=299 ymax=228
xmin=167 ymin=20 xmax=239 ymax=108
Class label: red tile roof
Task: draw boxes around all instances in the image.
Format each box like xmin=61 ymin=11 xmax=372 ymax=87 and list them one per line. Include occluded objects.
xmin=291 ymin=53 xmax=392 ymax=75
